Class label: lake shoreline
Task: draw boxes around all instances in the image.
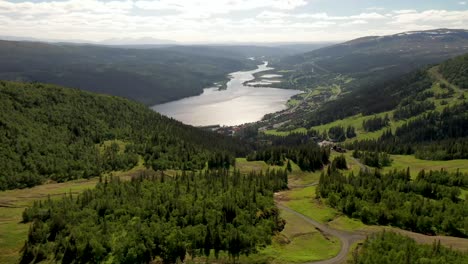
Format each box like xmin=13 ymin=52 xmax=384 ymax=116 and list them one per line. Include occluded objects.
xmin=152 ymin=62 xmax=302 ymax=127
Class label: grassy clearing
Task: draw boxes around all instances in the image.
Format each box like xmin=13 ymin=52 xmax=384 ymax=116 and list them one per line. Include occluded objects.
xmin=460 ymin=188 xmax=468 ymax=200
xmin=235 ymin=158 xmax=320 ymax=186
xmin=235 ymin=158 xmax=269 ymax=173
xmin=281 ymin=185 xmax=367 ymax=232
xmin=193 ymin=209 xmax=341 ymax=264
xmin=241 ymin=210 xmax=341 ymax=263
xmin=0 ymin=178 xmax=103 ymax=263
xmin=383 ymin=155 xmax=468 ymax=178
xmin=287 ymin=99 xmax=300 ymax=107
xmin=263 ymin=127 xmax=307 ymax=136
xmin=283 ymin=186 xmax=336 ymax=223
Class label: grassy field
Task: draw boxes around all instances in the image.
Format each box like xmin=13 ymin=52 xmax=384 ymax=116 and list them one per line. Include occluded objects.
xmin=263 ymin=127 xmax=307 ymax=136
xmin=238 ymin=210 xmax=341 ymax=263
xmin=192 ymin=208 xmax=341 ymax=264
xmin=384 ymin=155 xmax=468 ymax=177
xmin=278 ymin=185 xmax=366 ymax=232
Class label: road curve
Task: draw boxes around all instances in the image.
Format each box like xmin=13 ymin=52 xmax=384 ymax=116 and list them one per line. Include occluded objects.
xmin=276 ymin=204 xmax=366 ymax=264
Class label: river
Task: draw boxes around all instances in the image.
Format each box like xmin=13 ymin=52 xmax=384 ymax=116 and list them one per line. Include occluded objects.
xmin=152 ymin=62 xmax=302 ymax=126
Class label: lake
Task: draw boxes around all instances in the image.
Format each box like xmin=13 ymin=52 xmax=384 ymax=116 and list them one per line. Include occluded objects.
xmin=152 ymin=62 xmax=302 ymax=126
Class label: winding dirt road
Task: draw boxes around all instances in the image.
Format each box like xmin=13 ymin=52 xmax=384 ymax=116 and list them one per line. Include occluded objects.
xmin=277 ymin=204 xmax=366 ymax=264
xmin=278 ymin=175 xmax=468 ymax=263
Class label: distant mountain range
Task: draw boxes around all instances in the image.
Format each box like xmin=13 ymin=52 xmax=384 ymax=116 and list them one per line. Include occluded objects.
xmin=0 ymin=28 xmax=467 ymax=107
xmin=279 ymin=28 xmax=468 ymax=83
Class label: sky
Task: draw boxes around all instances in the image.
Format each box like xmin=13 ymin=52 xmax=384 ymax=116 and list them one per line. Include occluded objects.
xmin=0 ymin=0 xmax=467 ymax=43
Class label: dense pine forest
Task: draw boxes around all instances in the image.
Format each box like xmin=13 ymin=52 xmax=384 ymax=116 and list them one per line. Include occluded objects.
xmin=352 ymin=231 xmax=468 ymax=264
xmin=20 ymin=169 xmax=288 ymax=264
xmin=317 ymin=168 xmax=468 ymax=237
xmin=0 ymin=81 xmax=248 ymax=190
xmin=246 ymin=143 xmax=330 ymax=171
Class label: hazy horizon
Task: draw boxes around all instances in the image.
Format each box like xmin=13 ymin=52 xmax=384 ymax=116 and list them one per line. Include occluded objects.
xmin=1 ymin=0 xmax=467 ymax=44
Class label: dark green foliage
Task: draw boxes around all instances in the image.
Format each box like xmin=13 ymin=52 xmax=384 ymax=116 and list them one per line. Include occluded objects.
xmin=331 ymin=155 xmax=347 ymax=170
xmin=0 ymin=81 xmax=247 ymax=190
xmin=328 ymin=126 xmax=346 ymax=142
xmin=346 ymin=126 xmax=356 ymax=139
xmin=247 ymin=144 xmax=330 ymax=171
xmin=352 ymin=150 xmax=392 ymax=168
xmin=393 ymin=101 xmax=435 ymax=120
xmin=21 ymin=169 xmax=288 ymax=263
xmin=362 ymin=115 xmax=389 ymax=132
xmin=439 ymin=53 xmax=468 ymax=89
xmin=207 ymin=153 xmax=235 ymax=169
xmin=352 ymin=231 xmax=468 ymax=264
xmin=318 ymin=169 xmax=468 ymax=237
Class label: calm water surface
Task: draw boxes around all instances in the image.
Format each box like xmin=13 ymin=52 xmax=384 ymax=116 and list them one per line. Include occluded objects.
xmin=152 ymin=62 xmax=302 ymax=126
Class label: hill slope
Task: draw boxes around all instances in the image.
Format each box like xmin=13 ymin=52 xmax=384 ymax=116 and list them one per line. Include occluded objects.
xmin=0 ymin=40 xmax=263 ymax=105
xmin=277 ymin=29 xmax=468 ymax=90
xmin=283 ymin=28 xmax=468 ymax=75
xmin=259 ymin=52 xmax=468 ymax=160
xmin=0 ymin=81 xmax=247 ymax=190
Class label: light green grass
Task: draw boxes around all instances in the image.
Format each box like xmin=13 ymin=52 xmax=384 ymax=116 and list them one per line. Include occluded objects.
xmin=244 ymin=210 xmax=341 ymax=263
xmin=383 ymin=155 xmax=468 ymax=178
xmin=282 ymin=184 xmax=367 ymax=232
xmin=287 ymin=99 xmax=300 ymax=107
xmin=194 ymin=209 xmax=341 ymax=264
xmin=329 ymin=216 xmax=366 ymax=231
xmin=460 ymin=189 xmax=468 ymax=200
xmin=235 ymin=158 xmax=320 ymax=186
xmin=263 ymin=127 xmax=307 ymax=136
xmin=284 ymin=186 xmax=337 ymax=223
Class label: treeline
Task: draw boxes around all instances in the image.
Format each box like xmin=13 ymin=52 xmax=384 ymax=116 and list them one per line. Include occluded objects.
xmin=317 ymin=168 xmax=468 ymax=237
xmin=21 ymin=169 xmax=288 ymax=264
xmin=346 ymin=103 xmax=468 ymax=160
xmin=247 ymin=143 xmax=330 ymax=171
xmin=439 ymin=53 xmax=468 ymax=89
xmin=327 ymin=126 xmax=356 ymax=142
xmin=393 ymin=100 xmax=435 ymax=120
xmin=0 ymin=81 xmax=248 ymax=190
xmin=352 ymin=231 xmax=468 ymax=264
xmin=352 ymin=150 xmax=392 ymax=168
xmin=362 ymin=115 xmax=389 ymax=132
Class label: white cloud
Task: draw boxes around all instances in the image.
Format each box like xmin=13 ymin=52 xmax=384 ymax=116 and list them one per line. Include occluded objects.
xmin=134 ymin=0 xmax=307 ymax=14
xmin=0 ymin=0 xmax=467 ymax=43
xmin=393 ymin=10 xmax=417 ymax=14
xmin=390 ymin=9 xmax=468 ymax=26
xmin=366 ymin=7 xmax=385 ymax=11
xmin=349 ymin=20 xmax=368 ymax=25
xmin=459 ymin=1 xmax=466 ymax=5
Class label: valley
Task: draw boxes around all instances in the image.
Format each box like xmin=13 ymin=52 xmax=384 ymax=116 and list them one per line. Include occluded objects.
xmin=1 ymin=27 xmax=468 ymax=264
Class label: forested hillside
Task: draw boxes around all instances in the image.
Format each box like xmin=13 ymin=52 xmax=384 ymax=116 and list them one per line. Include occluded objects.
xmin=20 ymin=169 xmax=288 ymax=263
xmin=277 ymin=29 xmax=468 ymax=90
xmin=439 ymin=53 xmax=468 ymax=88
xmin=0 ymin=40 xmax=259 ymax=105
xmin=0 ymin=81 xmax=247 ymax=190
xmin=318 ymin=168 xmax=468 ymax=237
